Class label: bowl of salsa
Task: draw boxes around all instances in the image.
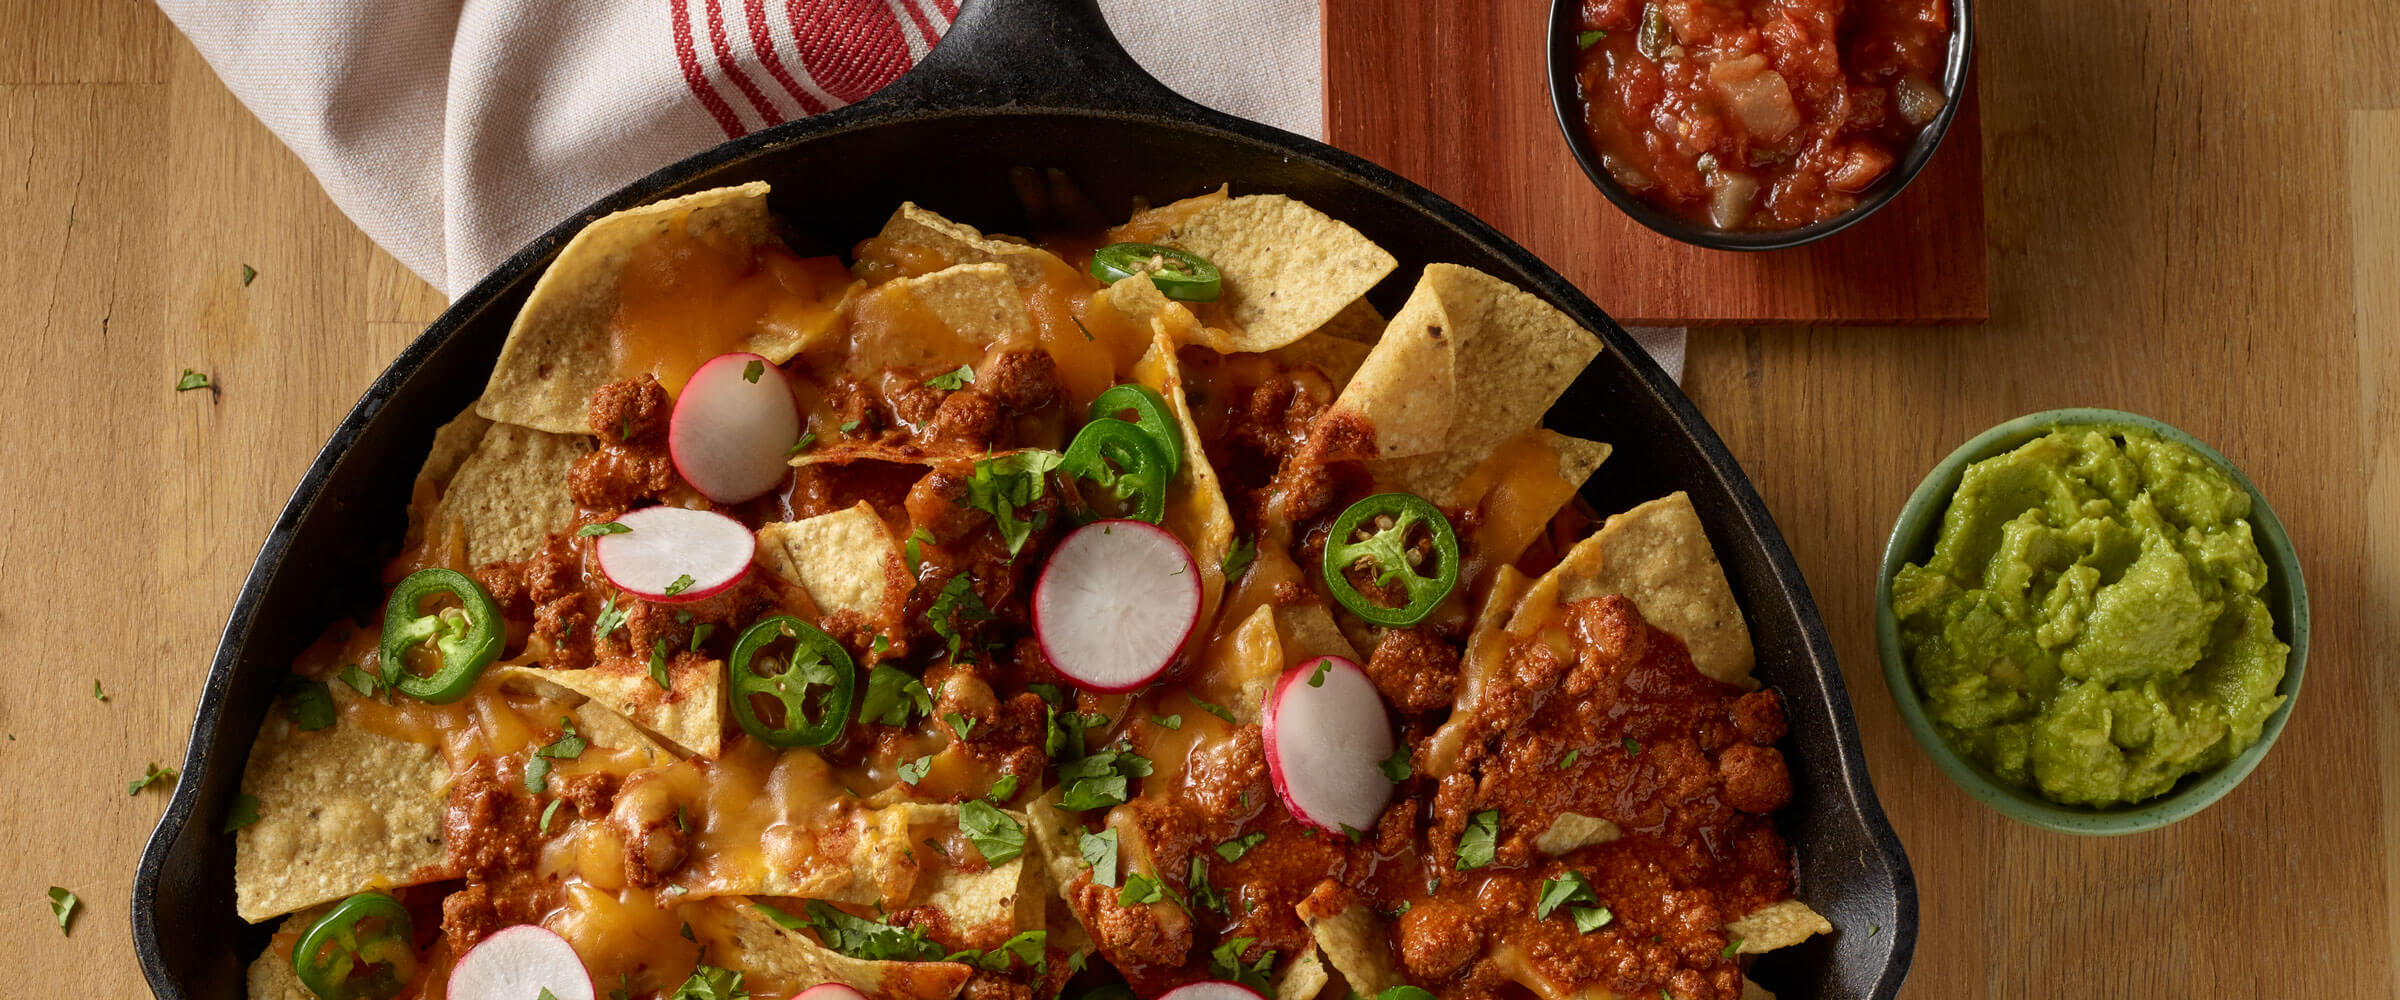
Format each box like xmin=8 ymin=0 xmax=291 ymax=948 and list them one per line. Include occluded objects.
xmin=1548 ymin=0 xmax=1974 ymax=250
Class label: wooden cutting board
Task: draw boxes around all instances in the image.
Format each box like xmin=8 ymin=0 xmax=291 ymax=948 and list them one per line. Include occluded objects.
xmin=1322 ymin=1 xmax=1988 ymax=326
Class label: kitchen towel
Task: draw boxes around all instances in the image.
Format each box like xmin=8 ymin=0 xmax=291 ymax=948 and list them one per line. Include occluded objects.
xmin=156 ymin=0 xmax=1683 ymax=378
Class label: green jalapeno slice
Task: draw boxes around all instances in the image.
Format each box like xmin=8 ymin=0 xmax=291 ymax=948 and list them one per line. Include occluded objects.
xmin=1086 ymin=382 xmax=1183 ymax=477
xmin=379 ymin=567 xmax=504 ymax=704
xmin=1059 ymin=417 xmax=1172 ymax=525
xmin=292 ymin=891 xmax=417 ymax=1000
xmin=1321 ymin=492 xmax=1462 ymax=627
xmin=728 ymin=616 xmax=857 ymax=748
xmin=1088 ymin=243 xmax=1223 ymax=302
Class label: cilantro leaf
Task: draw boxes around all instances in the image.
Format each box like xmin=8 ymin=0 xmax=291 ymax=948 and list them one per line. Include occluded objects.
xmin=1188 ymin=855 xmax=1226 ymax=913
xmin=593 ymin=594 xmax=627 ymax=642
xmin=1623 ymin=736 xmax=1641 ymax=757
xmin=788 ymin=431 xmax=818 ymax=456
xmin=1055 ymin=748 xmax=1150 ymax=812
xmin=1535 ymin=871 xmax=1599 ymax=920
xmin=649 ymin=638 xmax=672 ymax=690
xmin=944 ymin=712 xmax=976 ymax=740
xmin=1577 ymin=29 xmax=1606 ymax=49
xmin=859 ymin=665 xmax=934 ymax=726
xmin=1307 ymin=657 xmax=1333 ymax=687
xmin=337 ymin=663 xmax=382 ymax=700
xmin=898 ymin=755 xmax=932 ymax=785
xmin=960 ymin=799 xmax=1026 ymax=865
xmin=1150 ymin=714 xmax=1182 ymax=730
xmin=126 ymin=762 xmax=177 ymax=797
xmin=1456 ymin=809 xmax=1499 ymax=870
xmin=286 ymin=679 xmax=335 ymax=731
xmin=801 ymin=900 xmax=947 ymax=961
xmin=987 ymin=773 xmax=1020 ymax=804
xmin=540 ymin=798 xmax=564 ymax=835
xmin=91 ymin=679 xmax=106 ymax=702
xmin=975 ymin=930 xmax=1047 ymax=974
xmin=525 ymin=755 xmax=552 ymax=794
xmin=538 ymin=717 xmax=587 ymax=760
xmin=841 ymin=419 xmax=862 ymax=433
xmin=175 ymin=369 xmax=212 ymax=392
xmin=962 ymin=451 xmax=1064 ymax=556
xmin=578 ymin=521 xmax=631 ymax=537
xmin=1721 ymin=937 xmax=1745 ymax=958
xmin=928 ymin=574 xmax=1000 ymax=661
xmin=1220 ymin=534 xmax=1258 ymax=582
xmin=222 ymin=793 xmax=261 ymax=832
xmin=925 ymin=363 xmax=976 ymax=391
xmin=666 ymin=964 xmax=748 ymax=1000
xmin=1208 ymin=936 xmax=1276 ymax=992
xmin=47 ymin=887 xmax=78 ymax=934
xmin=1190 ymin=695 xmax=1236 ymax=725
xmin=742 ymin=360 xmax=766 ymax=383
xmin=754 ymin=901 xmax=806 ymax=929
xmin=239 ymin=264 xmax=258 ymax=286
xmin=663 ymin=573 xmax=696 ymax=597
xmin=1379 ymin=745 xmax=1412 ymax=782
xmin=1215 ymin=832 xmax=1266 ymax=863
xmin=1079 ymin=827 xmax=1120 ymax=887
xmin=1560 ymin=748 xmax=1582 ymax=769
xmin=1573 ymin=905 xmax=1615 ymax=933
xmin=1118 ymin=871 xmax=1182 ymax=908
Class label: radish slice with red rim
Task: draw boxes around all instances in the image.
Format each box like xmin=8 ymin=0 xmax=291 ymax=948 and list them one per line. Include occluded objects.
xmin=669 ymin=351 xmax=800 ymax=503
xmin=447 ymin=924 xmax=594 ymax=1000
xmin=593 ymin=505 xmax=755 ymax=603
xmin=1158 ymin=981 xmax=1269 ymax=1000
xmin=1033 ymin=519 xmax=1201 ymax=693
xmin=1263 ymin=654 xmax=1396 ymax=836
xmin=796 ymin=985 xmax=871 ymax=1000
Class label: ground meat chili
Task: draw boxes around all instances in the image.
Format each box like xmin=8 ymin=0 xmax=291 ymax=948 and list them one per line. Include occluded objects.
xmin=1572 ymin=0 xmax=1954 ymax=230
xmin=246 ymin=191 xmax=1816 ymax=1000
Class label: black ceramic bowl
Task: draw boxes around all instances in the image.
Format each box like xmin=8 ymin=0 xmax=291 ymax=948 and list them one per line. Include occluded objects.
xmin=1545 ymin=0 xmax=1976 ymax=251
xmin=134 ymin=0 xmax=1915 ymax=996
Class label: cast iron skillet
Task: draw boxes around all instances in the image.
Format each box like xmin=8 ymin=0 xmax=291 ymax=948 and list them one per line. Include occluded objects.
xmin=134 ymin=0 xmax=1916 ymax=995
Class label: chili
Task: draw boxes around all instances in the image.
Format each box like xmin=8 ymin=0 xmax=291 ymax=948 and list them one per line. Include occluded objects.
xmin=292 ymin=891 xmax=417 ymax=1000
xmin=1086 ymin=382 xmax=1184 ymax=476
xmin=379 ymin=567 xmax=503 ymax=704
xmin=1089 ymin=243 xmax=1222 ymax=302
xmin=728 ymin=616 xmax=858 ymax=748
xmin=1321 ymin=492 xmax=1460 ymax=627
xmin=1060 ymin=418 xmax=1172 ymax=525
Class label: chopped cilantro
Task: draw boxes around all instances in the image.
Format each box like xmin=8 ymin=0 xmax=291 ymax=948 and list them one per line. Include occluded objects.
xmin=578 ymin=521 xmax=630 ymax=536
xmin=788 ymin=431 xmax=818 ymax=456
xmin=897 ymin=755 xmax=933 ymax=785
xmin=222 ymin=793 xmax=260 ymax=832
xmin=689 ymin=622 xmax=716 ymax=652
xmin=1117 ymin=871 xmax=1182 ymax=908
xmin=240 ymin=264 xmax=258 ymax=286
xmin=1721 ymin=937 xmax=1745 ymax=958
xmin=540 ymin=989 xmax=560 ymax=1000
xmin=1190 ymin=695 xmax=1236 ymax=725
xmin=800 ymin=900 xmax=947 ymax=961
xmin=1574 ymin=905 xmax=1615 ymax=933
xmin=944 ymin=712 xmax=976 ymax=740
xmin=524 ymin=756 xmax=552 ymax=794
xmin=663 ymin=573 xmax=695 ymax=597
xmin=175 ymin=369 xmax=212 ymax=393
xmin=1560 ymin=748 xmax=1582 ymax=769
xmin=925 ymin=363 xmax=976 ymax=390
xmin=1456 ymin=810 xmax=1499 ymax=870
xmin=754 ymin=901 xmax=805 ymax=929
xmin=538 ymin=717 xmax=587 ymax=760
xmin=840 ymin=419 xmax=862 ymax=433
xmin=1388 ymin=900 xmax=1413 ymax=919
xmin=1188 ymin=855 xmax=1226 ymax=913
xmin=1207 ymin=936 xmax=1276 ymax=992
xmin=287 ymin=679 xmax=335 ymax=731
xmin=539 ymin=798 xmax=564 ymax=834
xmin=1028 ymin=683 xmax=1068 ymax=706
xmin=1577 ymin=29 xmax=1606 ymax=49
xmin=337 ymin=663 xmax=382 ymax=700
xmin=1379 ymin=745 xmax=1412 ymax=782
xmin=593 ymin=594 xmax=627 ymax=642
xmin=905 ymin=528 xmax=933 ymax=570
xmin=1072 ymin=315 xmax=1096 ymax=341
xmin=1054 ymin=747 xmax=1151 ymax=811
xmin=91 ymin=680 xmax=106 ymax=702
xmin=742 ymin=359 xmax=765 ymax=383
xmin=974 ymin=930 xmax=1048 ymax=974
xmin=1216 ymin=831 xmax=1266 ymax=863
xmin=960 ymin=799 xmax=1025 ymax=865
xmin=987 ymin=773 xmax=1020 ymax=803
xmin=929 ymin=574 xmax=1000 ymax=661
xmin=1307 ymin=657 xmax=1334 ymax=687
xmin=1150 ymin=713 xmax=1182 ymax=730
xmin=1079 ymin=828 xmax=1120 ymax=886
xmin=1220 ymin=534 xmax=1258 ymax=582
xmin=859 ymin=665 xmax=934 ymax=726
xmin=126 ymin=762 xmax=177 ymax=796
xmin=47 ymin=887 xmax=78 ymax=934
xmin=1623 ymin=736 xmax=1641 ymax=757
xmin=649 ymin=638 xmax=672 ymax=690
xmin=963 ymin=450 xmax=1064 ymax=555
xmin=665 ymin=964 xmax=748 ymax=1000
xmin=1536 ymin=872 xmax=1598 ymax=920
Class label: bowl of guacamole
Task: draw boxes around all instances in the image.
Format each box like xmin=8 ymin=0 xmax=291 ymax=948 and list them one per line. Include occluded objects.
xmin=1877 ymin=408 xmax=2307 ymax=834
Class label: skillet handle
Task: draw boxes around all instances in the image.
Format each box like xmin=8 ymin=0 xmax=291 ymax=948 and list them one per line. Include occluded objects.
xmin=885 ymin=0 xmax=1198 ymax=113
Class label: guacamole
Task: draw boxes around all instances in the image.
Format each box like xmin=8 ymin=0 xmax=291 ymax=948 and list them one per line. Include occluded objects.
xmin=1891 ymin=426 xmax=2289 ymax=807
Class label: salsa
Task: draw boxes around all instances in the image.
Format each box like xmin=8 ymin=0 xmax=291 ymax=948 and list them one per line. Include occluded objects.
xmin=1571 ymin=0 xmax=1954 ymax=231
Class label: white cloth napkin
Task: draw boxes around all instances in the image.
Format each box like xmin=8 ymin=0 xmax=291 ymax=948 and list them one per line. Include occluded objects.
xmin=158 ymin=0 xmax=1683 ymax=379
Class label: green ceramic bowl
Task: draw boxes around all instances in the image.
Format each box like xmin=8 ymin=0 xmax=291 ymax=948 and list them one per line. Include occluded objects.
xmin=1875 ymin=408 xmax=2309 ymax=835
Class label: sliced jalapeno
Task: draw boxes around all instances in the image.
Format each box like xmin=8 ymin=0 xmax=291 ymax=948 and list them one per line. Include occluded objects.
xmin=1086 ymin=382 xmax=1183 ymax=477
xmin=293 ymin=891 xmax=417 ymax=1000
xmin=729 ymin=616 xmax=857 ymax=748
xmin=1321 ymin=493 xmax=1461 ymax=627
xmin=1089 ymin=243 xmax=1222 ymax=302
xmin=1060 ymin=418 xmax=1172 ymax=525
xmin=379 ymin=567 xmax=503 ymax=704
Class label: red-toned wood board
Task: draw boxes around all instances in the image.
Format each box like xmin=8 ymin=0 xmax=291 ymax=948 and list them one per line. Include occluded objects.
xmin=1321 ymin=1 xmax=1988 ymax=326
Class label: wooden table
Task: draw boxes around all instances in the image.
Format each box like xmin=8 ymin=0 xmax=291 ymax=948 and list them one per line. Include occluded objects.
xmin=5 ymin=0 xmax=2393 ymax=995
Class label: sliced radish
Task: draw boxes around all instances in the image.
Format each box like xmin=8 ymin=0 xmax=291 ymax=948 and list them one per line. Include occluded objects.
xmin=447 ymin=924 xmax=595 ymax=1000
xmin=593 ymin=505 xmax=755 ymax=603
xmin=670 ymin=352 xmax=801 ymax=503
xmin=1263 ymin=654 xmax=1395 ymax=836
xmin=796 ymin=985 xmax=871 ymax=1000
xmin=1033 ymin=519 xmax=1201 ymax=693
xmin=1159 ymin=981 xmax=1268 ymax=1000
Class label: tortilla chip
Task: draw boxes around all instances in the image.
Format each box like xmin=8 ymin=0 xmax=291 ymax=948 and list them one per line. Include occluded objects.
xmin=245 ymin=911 xmax=320 ymax=1000
xmin=493 ymin=667 xmax=675 ymax=763
xmin=1024 ymin=789 xmax=1090 ymax=900
xmin=1132 ymin=330 xmax=1237 ymax=633
xmin=1423 ymin=565 xmax=1532 ymax=778
xmin=1381 ymin=427 xmax=1611 ymax=521
xmin=875 ymin=202 xmax=1059 ymax=287
xmin=418 ymin=402 xmax=493 ymax=487
xmin=1322 ymin=264 xmax=1600 ymax=464
xmin=758 ymin=502 xmax=901 ymax=618
xmin=1161 ymin=195 xmax=1397 ymax=352
xmin=1729 ymin=899 xmax=1833 ymax=953
xmin=849 ymin=262 xmax=1033 ymax=367
xmin=908 ymin=803 xmax=1041 ymax=948
xmin=1516 ymin=492 xmax=1755 ymax=686
xmin=1270 ymin=334 xmax=1374 ymax=395
xmin=502 ymin=657 xmax=726 ymax=759
xmin=1277 ymin=947 xmax=1330 ymax=1000
xmin=436 ymin=421 xmax=591 ymax=567
xmin=1096 ymin=273 xmax=1211 ymax=349
xmin=1302 ymin=904 xmax=1403 ymax=997
xmin=721 ymin=903 xmax=974 ymax=1000
xmin=233 ymin=707 xmax=451 ymax=922
xmin=1534 ymin=812 xmax=1625 ymax=855
xmin=1744 ymin=979 xmax=1777 ymax=1000
xmin=1312 ymin=297 xmax=1387 ymax=343
xmin=481 ymin=183 xmax=818 ymax=433
xmin=1215 ymin=605 xmax=1284 ymax=725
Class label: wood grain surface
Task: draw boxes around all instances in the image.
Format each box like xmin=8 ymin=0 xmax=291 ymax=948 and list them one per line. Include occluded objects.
xmin=3 ymin=0 xmax=2395 ymax=996
xmin=1322 ymin=0 xmax=1988 ymax=326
